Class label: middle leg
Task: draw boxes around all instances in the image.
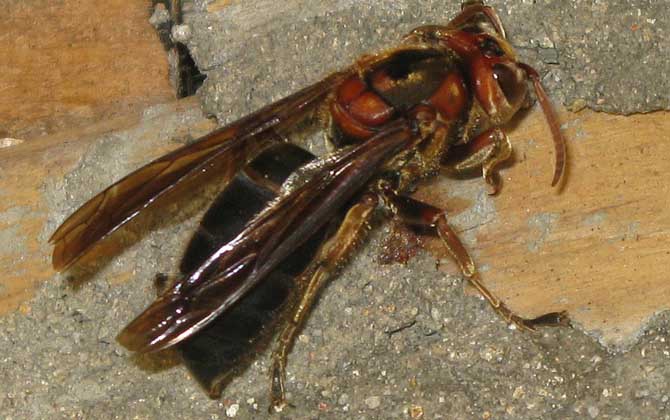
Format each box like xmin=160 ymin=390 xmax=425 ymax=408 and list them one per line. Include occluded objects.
xmin=378 ymin=182 xmax=569 ymax=331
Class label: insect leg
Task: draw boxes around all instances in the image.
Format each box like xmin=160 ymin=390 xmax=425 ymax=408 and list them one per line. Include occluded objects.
xmin=443 ymin=128 xmax=512 ymax=195
xmin=379 ymin=184 xmax=569 ymax=332
xmin=269 ymin=192 xmax=378 ymax=412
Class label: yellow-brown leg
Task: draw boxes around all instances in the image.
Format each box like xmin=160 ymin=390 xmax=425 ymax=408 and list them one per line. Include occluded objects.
xmin=379 ymin=184 xmax=569 ymax=331
xmin=269 ymin=193 xmax=378 ymax=412
xmin=444 ymin=128 xmax=512 ymax=195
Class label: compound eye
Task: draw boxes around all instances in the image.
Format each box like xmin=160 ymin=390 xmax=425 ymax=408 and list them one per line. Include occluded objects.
xmin=492 ymin=63 xmax=526 ymax=107
xmin=479 ymin=37 xmax=504 ymax=57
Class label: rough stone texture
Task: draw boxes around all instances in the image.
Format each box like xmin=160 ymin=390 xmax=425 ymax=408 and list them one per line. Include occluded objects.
xmin=4 ymin=217 xmax=670 ymax=418
xmin=184 ymin=0 xmax=669 ymax=120
xmin=2 ymin=1 xmax=670 ymax=419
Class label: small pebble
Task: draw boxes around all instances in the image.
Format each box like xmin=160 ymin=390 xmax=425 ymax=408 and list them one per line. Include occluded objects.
xmin=408 ymin=404 xmax=424 ymax=418
xmin=149 ymin=3 xmax=170 ymax=28
xmin=365 ymin=396 xmax=381 ymax=409
xmin=172 ymin=24 xmax=192 ymax=43
xmin=225 ymin=403 xmax=239 ymax=418
xmin=338 ymin=393 xmax=350 ymax=405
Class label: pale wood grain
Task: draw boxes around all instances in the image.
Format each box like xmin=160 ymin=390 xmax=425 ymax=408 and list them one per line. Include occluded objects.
xmin=0 ymin=0 xmax=174 ymax=140
xmin=0 ymin=95 xmax=217 ymax=314
xmin=418 ymin=108 xmax=670 ymax=347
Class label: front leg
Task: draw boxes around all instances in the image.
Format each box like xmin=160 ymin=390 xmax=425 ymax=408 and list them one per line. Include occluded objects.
xmin=378 ymin=183 xmax=569 ymax=331
xmin=443 ymin=128 xmax=512 ymax=195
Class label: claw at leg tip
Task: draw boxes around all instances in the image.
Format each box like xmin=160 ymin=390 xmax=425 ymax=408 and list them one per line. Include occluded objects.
xmin=484 ymin=172 xmax=501 ymax=196
xmin=271 ymin=401 xmax=286 ymax=413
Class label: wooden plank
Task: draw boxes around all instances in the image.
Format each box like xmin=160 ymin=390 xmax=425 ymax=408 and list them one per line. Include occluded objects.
xmin=2 ymin=102 xmax=668 ymax=347
xmin=417 ymin=108 xmax=670 ymax=346
xmin=0 ymin=0 xmax=174 ymax=140
xmin=0 ymin=97 xmax=214 ymax=315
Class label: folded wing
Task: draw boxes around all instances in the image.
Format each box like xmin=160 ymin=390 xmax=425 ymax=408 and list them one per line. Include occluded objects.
xmin=117 ymin=120 xmax=414 ymax=353
xmin=50 ymin=71 xmax=352 ymax=270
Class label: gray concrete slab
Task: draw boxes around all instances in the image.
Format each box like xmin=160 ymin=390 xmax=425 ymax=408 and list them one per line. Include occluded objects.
xmin=2 ymin=1 xmax=669 ymax=419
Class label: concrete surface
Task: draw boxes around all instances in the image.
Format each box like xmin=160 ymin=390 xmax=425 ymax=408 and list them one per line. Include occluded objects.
xmin=2 ymin=1 xmax=670 ymax=419
xmin=184 ymin=0 xmax=669 ymax=118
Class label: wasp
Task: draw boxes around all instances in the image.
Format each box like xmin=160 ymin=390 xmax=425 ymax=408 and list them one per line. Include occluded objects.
xmin=50 ymin=1 xmax=570 ymax=411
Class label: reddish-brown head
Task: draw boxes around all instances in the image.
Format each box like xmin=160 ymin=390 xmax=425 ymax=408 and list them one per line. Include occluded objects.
xmin=409 ymin=2 xmax=566 ymax=186
xmin=441 ymin=4 xmax=530 ymax=126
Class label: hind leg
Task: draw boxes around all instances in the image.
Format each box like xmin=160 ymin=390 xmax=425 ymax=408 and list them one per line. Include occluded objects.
xmin=269 ymin=193 xmax=378 ymax=412
xmin=378 ymin=183 xmax=569 ymax=331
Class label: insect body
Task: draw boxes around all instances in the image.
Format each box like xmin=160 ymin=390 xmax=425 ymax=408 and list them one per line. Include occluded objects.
xmin=50 ymin=1 xmax=569 ymax=411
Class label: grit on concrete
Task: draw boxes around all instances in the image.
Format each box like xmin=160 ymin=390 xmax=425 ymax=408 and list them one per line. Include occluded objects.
xmin=2 ymin=1 xmax=669 ymax=419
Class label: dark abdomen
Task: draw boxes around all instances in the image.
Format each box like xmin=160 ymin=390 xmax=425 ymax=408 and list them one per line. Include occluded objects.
xmin=177 ymin=142 xmax=322 ymax=397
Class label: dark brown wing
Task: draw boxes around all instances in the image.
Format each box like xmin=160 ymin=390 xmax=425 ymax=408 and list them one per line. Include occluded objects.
xmin=50 ymin=71 xmax=353 ymax=270
xmin=117 ymin=120 xmax=414 ymax=353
